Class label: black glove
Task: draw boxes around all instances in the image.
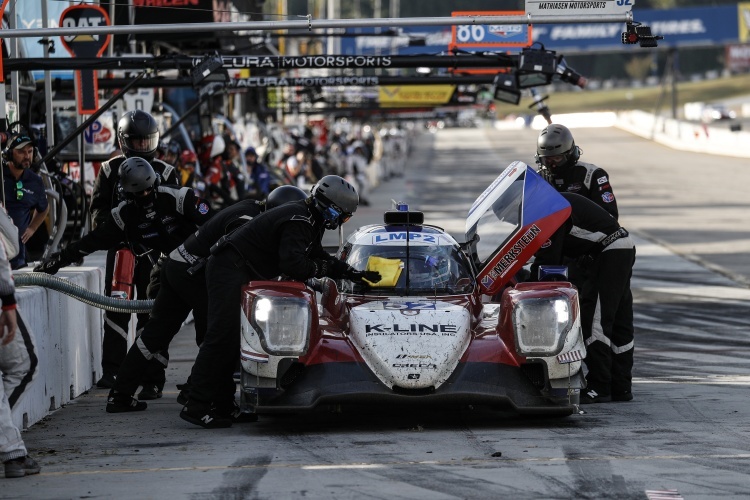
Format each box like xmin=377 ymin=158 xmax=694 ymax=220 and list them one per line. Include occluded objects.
xmin=34 ymin=252 xmax=72 ymax=275
xmin=314 ymin=258 xmax=348 ymax=279
xmin=344 ymin=268 xmax=382 ymax=285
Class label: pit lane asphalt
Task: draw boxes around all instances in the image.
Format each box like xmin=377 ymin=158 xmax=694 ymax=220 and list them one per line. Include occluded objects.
xmin=7 ymin=125 xmax=750 ymax=499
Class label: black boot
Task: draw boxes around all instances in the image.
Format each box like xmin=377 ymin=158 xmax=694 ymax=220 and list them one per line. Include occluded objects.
xmin=180 ymin=401 xmax=232 ymax=429
xmin=137 ymin=384 xmax=163 ymax=400
xmin=106 ymin=390 xmax=147 ymax=413
xmin=215 ymin=400 xmax=259 ymax=423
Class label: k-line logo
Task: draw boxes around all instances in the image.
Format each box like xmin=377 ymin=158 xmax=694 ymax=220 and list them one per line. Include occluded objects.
xmin=365 ymin=324 xmax=458 ymax=333
xmin=395 ymin=354 xmax=432 ymax=359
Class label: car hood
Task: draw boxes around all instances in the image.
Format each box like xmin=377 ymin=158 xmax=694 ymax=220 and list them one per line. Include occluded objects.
xmin=349 ymin=299 xmax=471 ymax=390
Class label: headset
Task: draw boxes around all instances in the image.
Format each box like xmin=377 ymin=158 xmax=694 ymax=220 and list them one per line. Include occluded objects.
xmin=2 ymin=122 xmax=39 ymax=165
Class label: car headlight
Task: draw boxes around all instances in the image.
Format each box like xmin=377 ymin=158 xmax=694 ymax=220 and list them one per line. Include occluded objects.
xmin=512 ymin=296 xmax=572 ymax=356
xmin=250 ymin=296 xmax=311 ymax=356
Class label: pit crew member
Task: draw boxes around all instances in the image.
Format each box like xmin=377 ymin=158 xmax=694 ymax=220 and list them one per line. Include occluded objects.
xmin=530 ymin=192 xmax=635 ymax=404
xmin=180 ymin=175 xmax=380 ymax=428
xmin=105 ymin=186 xmax=308 ymax=415
xmin=536 ymin=124 xmax=618 ymax=220
xmin=35 ymin=158 xmax=213 ymax=397
xmin=89 ymin=110 xmax=179 ymax=395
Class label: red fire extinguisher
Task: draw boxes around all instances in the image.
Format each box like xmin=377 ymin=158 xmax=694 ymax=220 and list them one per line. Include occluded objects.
xmin=111 ymin=248 xmax=135 ymax=300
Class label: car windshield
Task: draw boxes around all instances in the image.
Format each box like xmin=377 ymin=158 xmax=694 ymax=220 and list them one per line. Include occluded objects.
xmin=340 ymin=240 xmax=475 ymax=296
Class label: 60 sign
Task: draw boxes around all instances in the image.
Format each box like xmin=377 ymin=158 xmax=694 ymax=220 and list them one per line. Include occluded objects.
xmin=455 ymin=24 xmax=487 ymax=44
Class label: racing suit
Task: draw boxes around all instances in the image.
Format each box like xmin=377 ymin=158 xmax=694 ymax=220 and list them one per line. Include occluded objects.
xmin=0 ymin=234 xmax=38 ymax=466
xmin=111 ymin=200 xmax=265 ymax=400
xmin=90 ymin=156 xmax=178 ymax=385
xmin=545 ymin=161 xmax=618 ymax=220
xmin=530 ymin=192 xmax=635 ymax=401
xmin=185 ymin=199 xmax=355 ymax=414
xmin=51 ymin=185 xmax=213 ymax=389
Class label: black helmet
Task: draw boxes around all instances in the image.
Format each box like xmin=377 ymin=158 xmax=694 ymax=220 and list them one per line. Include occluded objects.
xmin=118 ymin=110 xmax=160 ymax=160
xmin=311 ymin=175 xmax=358 ymax=229
xmin=266 ymin=185 xmax=308 ymax=210
xmin=535 ymin=124 xmax=580 ymax=172
xmin=118 ymin=157 xmax=159 ymax=197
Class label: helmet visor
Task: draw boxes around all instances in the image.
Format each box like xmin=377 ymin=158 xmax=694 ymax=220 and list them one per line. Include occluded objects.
xmin=539 ymin=154 xmax=566 ymax=168
xmin=321 ymin=204 xmax=352 ymax=227
xmin=122 ymin=132 xmax=159 ymax=154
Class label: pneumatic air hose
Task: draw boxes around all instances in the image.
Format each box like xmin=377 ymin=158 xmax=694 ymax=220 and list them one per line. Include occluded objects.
xmin=14 ymin=273 xmax=154 ymax=314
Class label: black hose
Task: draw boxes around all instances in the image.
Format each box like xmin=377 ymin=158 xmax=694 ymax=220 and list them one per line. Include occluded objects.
xmin=14 ymin=272 xmax=154 ymax=313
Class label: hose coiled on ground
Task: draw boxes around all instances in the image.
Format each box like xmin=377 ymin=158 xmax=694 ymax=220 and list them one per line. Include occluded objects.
xmin=14 ymin=272 xmax=154 ymax=313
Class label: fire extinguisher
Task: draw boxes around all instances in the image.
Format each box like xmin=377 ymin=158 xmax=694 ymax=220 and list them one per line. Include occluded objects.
xmin=111 ymin=248 xmax=136 ymax=300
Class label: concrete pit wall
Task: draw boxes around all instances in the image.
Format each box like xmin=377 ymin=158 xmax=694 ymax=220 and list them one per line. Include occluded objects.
xmin=10 ymin=268 xmax=105 ymax=431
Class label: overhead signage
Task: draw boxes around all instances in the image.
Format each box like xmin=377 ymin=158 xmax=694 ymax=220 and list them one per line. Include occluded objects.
xmin=191 ymin=55 xmax=393 ymax=70
xmin=451 ymin=11 xmax=532 ymax=48
xmin=531 ymin=5 xmax=738 ymax=50
xmin=59 ymin=4 xmax=111 ymax=114
xmin=525 ymin=0 xmax=632 ymax=18
xmin=341 ymin=6 xmax=741 ymax=54
xmin=231 ymin=76 xmax=381 ymax=88
xmin=379 ymin=86 xmax=456 ymax=107
xmin=740 ymin=2 xmax=750 ymax=43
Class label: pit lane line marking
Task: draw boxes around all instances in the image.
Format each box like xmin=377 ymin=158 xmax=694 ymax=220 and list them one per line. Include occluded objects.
xmin=33 ymin=453 xmax=750 ymax=477
xmin=634 ymin=375 xmax=750 ymax=385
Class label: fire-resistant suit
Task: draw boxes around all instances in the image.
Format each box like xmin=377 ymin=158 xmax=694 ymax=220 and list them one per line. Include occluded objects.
xmin=108 ymin=199 xmax=265 ymax=406
xmin=90 ymin=156 xmax=178 ymax=387
xmin=183 ymin=198 xmax=378 ymax=426
xmin=37 ymin=184 xmax=213 ymax=392
xmin=530 ymin=192 xmax=635 ymax=403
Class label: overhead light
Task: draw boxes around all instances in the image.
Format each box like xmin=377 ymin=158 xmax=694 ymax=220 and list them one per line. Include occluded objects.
xmin=191 ymin=55 xmax=229 ymax=96
xmin=516 ymin=47 xmax=555 ymax=89
xmin=492 ymin=73 xmax=521 ymax=105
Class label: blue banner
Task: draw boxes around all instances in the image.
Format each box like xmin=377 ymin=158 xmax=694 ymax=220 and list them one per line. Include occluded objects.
xmin=340 ymin=6 xmax=740 ymax=55
xmin=532 ymin=6 xmax=739 ymax=51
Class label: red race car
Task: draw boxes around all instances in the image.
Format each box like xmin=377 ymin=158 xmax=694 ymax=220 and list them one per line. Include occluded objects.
xmin=239 ymin=162 xmax=585 ymax=416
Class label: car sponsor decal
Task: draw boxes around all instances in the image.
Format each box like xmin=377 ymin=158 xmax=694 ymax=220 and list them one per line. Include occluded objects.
xmin=365 ymin=323 xmax=458 ymax=336
xmin=392 ymin=362 xmax=437 ymax=369
xmin=487 ymin=224 xmax=542 ymax=279
xmin=602 ymin=192 xmax=615 ymax=203
xmin=382 ymin=301 xmax=437 ymax=310
xmin=540 ymin=239 xmax=552 ymax=249
xmin=371 ymin=232 xmax=441 ymax=245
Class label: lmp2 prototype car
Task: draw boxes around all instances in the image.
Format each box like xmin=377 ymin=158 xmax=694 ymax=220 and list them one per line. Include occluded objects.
xmin=239 ymin=161 xmax=586 ymax=416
